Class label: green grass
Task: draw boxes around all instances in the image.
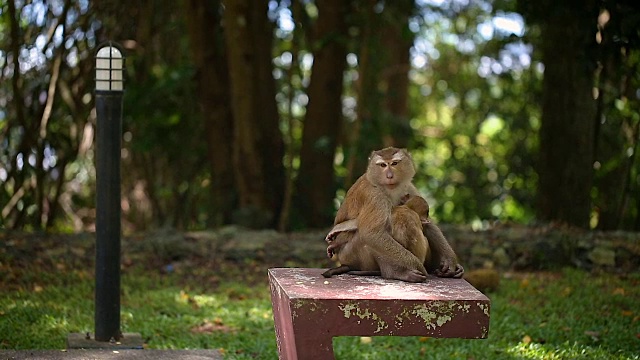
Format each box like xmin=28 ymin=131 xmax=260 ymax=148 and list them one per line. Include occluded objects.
xmin=1 ymin=239 xmax=639 ymax=359
xmin=333 ymin=269 xmax=640 ymax=359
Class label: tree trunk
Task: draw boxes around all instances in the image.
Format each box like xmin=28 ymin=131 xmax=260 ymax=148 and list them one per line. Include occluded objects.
xmin=380 ymin=0 xmax=414 ymax=148
xmin=223 ymin=0 xmax=284 ymax=228
xmin=535 ymin=1 xmax=598 ymax=228
xmin=293 ymin=0 xmax=349 ymax=228
xmin=183 ymin=0 xmax=236 ymax=226
xmin=345 ymin=0 xmax=415 ymax=187
xmin=345 ymin=1 xmax=383 ymax=186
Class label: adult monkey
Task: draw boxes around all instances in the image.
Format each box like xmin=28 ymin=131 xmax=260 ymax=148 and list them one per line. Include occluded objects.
xmin=323 ymin=147 xmax=463 ymax=281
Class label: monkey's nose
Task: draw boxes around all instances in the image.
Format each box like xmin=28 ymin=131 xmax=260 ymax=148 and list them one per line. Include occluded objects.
xmin=386 ymin=171 xmax=394 ymax=179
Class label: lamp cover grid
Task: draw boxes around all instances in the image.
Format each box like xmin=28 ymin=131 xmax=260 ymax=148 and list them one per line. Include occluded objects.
xmin=96 ymin=43 xmax=124 ymax=92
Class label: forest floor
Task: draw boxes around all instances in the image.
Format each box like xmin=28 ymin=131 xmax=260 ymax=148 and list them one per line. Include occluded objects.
xmin=1 ymin=227 xmax=639 ymax=359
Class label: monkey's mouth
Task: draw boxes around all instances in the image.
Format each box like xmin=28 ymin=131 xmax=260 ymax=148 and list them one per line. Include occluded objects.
xmin=384 ymin=180 xmax=399 ymax=188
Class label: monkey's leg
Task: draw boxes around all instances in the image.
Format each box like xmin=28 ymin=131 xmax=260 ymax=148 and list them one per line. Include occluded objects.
xmin=373 ymin=248 xmax=427 ymax=283
xmin=424 ymin=223 xmax=464 ymax=278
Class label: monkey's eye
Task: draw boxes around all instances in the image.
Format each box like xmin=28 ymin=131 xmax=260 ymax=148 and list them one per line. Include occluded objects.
xmin=390 ymin=161 xmax=398 ymax=166
xmin=379 ymin=163 xmax=387 ymax=168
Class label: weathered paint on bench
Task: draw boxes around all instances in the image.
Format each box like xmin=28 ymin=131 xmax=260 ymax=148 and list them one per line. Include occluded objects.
xmin=268 ymin=267 xmax=490 ymax=360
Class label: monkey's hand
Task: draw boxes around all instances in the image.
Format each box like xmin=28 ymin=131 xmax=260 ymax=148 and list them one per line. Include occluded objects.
xmin=325 ymin=229 xmax=339 ymax=243
xmin=434 ymin=260 xmax=464 ymax=278
xmin=325 ymin=219 xmax=358 ymax=243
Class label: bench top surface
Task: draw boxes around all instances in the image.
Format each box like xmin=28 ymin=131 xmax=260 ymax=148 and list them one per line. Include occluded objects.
xmin=269 ymin=268 xmax=488 ymax=302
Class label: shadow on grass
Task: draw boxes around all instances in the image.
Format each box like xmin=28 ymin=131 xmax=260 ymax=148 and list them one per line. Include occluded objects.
xmin=1 ymin=231 xmax=639 ymax=359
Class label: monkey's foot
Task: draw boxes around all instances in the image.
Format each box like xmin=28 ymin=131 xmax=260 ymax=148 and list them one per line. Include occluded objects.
xmin=434 ymin=262 xmax=464 ymax=278
xmin=326 ymin=243 xmax=339 ymax=258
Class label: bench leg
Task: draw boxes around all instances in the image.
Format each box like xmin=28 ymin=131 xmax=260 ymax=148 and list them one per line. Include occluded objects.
xmin=275 ymin=321 xmax=335 ymax=360
xmin=271 ymin=280 xmax=335 ymax=359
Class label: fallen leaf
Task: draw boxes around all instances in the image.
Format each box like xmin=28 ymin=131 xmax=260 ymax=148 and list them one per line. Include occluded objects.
xmin=419 ymin=337 xmax=429 ymax=342
xmin=621 ymin=310 xmax=633 ymax=317
xmin=522 ymin=335 xmax=532 ymax=345
xmin=612 ymin=287 xmax=625 ymax=296
xmin=360 ymin=337 xmax=372 ymax=344
xmin=191 ymin=320 xmax=234 ymax=334
xmin=585 ymin=331 xmax=600 ymax=341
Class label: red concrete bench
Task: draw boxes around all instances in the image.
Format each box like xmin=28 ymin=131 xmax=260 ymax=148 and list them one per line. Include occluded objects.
xmin=268 ymin=268 xmax=490 ymax=360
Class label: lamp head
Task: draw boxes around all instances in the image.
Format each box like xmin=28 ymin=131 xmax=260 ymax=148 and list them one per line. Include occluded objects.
xmin=96 ymin=42 xmax=125 ymax=92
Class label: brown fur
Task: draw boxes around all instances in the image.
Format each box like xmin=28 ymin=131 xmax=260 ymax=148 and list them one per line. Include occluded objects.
xmin=323 ymin=147 xmax=464 ymax=281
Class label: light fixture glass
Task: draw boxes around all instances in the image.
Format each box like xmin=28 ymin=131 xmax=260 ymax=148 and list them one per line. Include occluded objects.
xmin=96 ymin=45 xmax=124 ymax=91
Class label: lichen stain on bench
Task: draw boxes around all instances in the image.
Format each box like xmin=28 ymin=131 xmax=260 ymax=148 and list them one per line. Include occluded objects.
xmin=338 ymin=302 xmax=388 ymax=333
xmin=269 ymin=267 xmax=491 ymax=359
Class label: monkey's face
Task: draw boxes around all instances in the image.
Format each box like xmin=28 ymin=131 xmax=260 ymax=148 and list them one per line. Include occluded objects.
xmin=368 ymin=148 xmax=415 ymax=188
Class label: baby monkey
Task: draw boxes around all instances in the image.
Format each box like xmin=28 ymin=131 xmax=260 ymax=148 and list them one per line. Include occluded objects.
xmin=322 ymin=195 xmax=430 ymax=278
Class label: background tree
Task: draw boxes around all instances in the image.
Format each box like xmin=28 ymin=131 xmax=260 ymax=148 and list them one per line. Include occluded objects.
xmin=519 ymin=0 xmax=599 ymax=229
xmin=183 ymin=0 xmax=235 ymax=226
xmin=3 ymin=0 xmax=640 ymax=232
xmin=1 ymin=0 xmax=97 ymax=230
xmin=223 ymin=0 xmax=285 ymax=228
xmin=345 ymin=0 xmax=416 ymax=186
xmin=292 ymin=0 xmax=349 ymax=228
xmin=519 ymin=0 xmax=640 ymax=229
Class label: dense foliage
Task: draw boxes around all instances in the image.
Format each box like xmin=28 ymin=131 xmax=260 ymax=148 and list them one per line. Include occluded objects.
xmin=1 ymin=0 xmax=639 ymax=232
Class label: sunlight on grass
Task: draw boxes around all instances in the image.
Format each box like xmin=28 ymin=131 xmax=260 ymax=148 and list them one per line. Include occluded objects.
xmin=1 ymin=266 xmax=639 ymax=359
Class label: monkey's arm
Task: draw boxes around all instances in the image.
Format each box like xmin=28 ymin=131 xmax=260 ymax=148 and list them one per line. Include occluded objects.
xmin=325 ymin=219 xmax=358 ymax=242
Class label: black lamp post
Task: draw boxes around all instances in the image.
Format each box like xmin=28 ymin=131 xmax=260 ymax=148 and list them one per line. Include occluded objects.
xmin=67 ymin=42 xmax=142 ymax=350
xmin=94 ymin=42 xmax=124 ymax=342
